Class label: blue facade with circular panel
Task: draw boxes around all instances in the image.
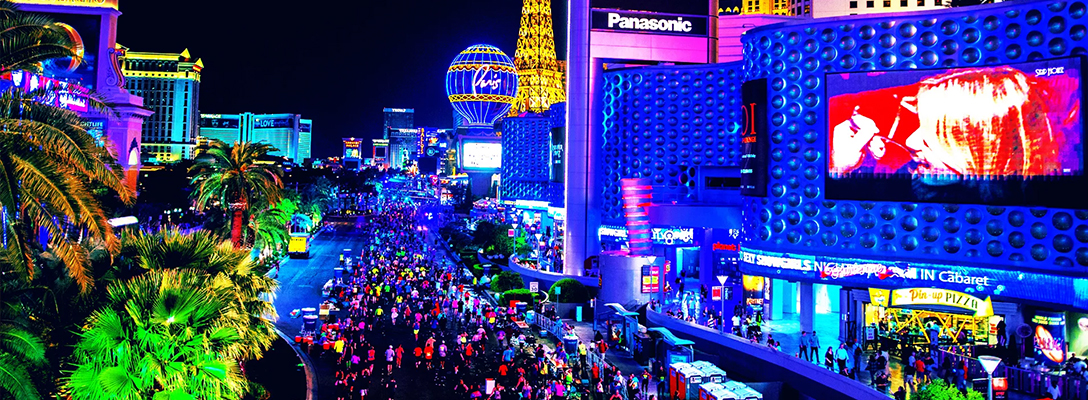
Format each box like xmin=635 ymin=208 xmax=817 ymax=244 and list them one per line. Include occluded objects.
xmin=739 ymin=0 xmax=1088 ymax=275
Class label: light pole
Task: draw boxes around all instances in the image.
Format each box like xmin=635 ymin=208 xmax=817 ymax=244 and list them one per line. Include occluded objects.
xmin=978 ymin=355 xmax=1002 ymax=400
xmin=717 ymin=275 xmax=728 ymax=334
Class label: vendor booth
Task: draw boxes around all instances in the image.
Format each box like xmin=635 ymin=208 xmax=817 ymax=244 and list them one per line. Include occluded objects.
xmin=865 ymin=288 xmax=995 ymax=355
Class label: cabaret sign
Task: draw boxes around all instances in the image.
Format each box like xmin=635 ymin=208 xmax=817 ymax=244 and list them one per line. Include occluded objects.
xmin=816 ymin=262 xmax=913 ymax=280
xmin=590 ymin=10 xmax=709 ymax=36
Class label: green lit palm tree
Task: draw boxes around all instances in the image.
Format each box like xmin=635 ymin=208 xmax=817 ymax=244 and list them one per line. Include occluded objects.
xmin=190 ymin=140 xmax=283 ymax=249
xmin=66 ymin=269 xmax=249 ymax=400
xmin=113 ymin=229 xmax=279 ymax=360
xmin=0 ymin=0 xmax=81 ymax=75
xmin=247 ymin=207 xmax=288 ymax=256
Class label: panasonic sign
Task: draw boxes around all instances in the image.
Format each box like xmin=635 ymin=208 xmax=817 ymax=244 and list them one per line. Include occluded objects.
xmin=591 ymin=10 xmax=709 ymax=36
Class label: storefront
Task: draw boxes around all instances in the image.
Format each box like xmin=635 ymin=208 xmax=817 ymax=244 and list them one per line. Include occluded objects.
xmin=739 ymin=247 xmax=1084 ymax=350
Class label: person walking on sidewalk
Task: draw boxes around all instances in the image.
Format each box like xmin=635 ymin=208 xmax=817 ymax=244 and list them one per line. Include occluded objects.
xmin=799 ymin=331 xmax=811 ymax=361
xmin=810 ymin=331 xmax=821 ymax=362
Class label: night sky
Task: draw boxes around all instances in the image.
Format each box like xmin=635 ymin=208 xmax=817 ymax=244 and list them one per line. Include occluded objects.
xmin=115 ymin=0 xmax=568 ymax=159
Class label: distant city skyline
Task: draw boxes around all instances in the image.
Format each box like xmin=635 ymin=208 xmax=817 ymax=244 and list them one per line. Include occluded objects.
xmin=114 ymin=0 xmax=567 ymax=159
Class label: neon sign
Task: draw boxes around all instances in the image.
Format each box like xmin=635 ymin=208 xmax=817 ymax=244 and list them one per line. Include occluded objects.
xmin=870 ymin=287 xmax=994 ymax=317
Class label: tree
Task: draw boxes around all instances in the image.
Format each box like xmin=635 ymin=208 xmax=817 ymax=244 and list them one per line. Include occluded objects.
xmin=0 ymin=64 xmax=133 ymax=292
xmin=66 ymin=270 xmax=249 ymax=400
xmin=490 ymin=271 xmax=525 ymax=293
xmin=247 ymin=207 xmax=289 ymax=256
xmin=0 ymin=283 xmax=47 ymax=400
xmin=0 ymin=1 xmax=83 ymax=75
xmin=190 ymin=140 xmax=283 ymax=249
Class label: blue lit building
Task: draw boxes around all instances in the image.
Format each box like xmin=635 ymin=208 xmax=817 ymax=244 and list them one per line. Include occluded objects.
xmin=197 ymin=113 xmax=312 ymax=162
xmin=558 ymin=1 xmax=1088 ymax=394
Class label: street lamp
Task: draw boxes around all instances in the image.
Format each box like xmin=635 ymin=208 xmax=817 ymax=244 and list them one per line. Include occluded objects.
xmin=978 ymin=355 xmax=1002 ymax=400
xmin=717 ymin=275 xmax=728 ymax=334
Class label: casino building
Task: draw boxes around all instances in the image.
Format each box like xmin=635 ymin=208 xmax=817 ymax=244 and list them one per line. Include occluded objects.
xmin=197 ymin=113 xmax=312 ymax=162
xmin=558 ymin=0 xmax=1088 ymax=382
xmin=121 ymin=47 xmax=203 ymax=164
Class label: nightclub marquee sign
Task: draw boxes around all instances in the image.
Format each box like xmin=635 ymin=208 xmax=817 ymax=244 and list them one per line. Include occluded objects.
xmin=739 ymin=248 xmax=1088 ymax=308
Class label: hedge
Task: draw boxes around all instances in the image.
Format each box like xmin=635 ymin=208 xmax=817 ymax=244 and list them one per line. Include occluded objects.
xmin=490 ymin=271 xmax=525 ymax=293
xmin=549 ymin=278 xmax=590 ymax=303
xmin=501 ymin=289 xmax=541 ymax=306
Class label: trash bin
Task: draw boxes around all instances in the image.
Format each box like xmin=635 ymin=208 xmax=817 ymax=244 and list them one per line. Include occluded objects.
xmin=563 ymin=335 xmax=579 ymax=354
xmin=301 ymin=307 xmax=317 ymax=317
xmin=303 ymin=315 xmax=318 ymax=331
xmin=334 ymin=267 xmax=344 ymax=279
xmin=516 ymin=302 xmax=528 ymax=313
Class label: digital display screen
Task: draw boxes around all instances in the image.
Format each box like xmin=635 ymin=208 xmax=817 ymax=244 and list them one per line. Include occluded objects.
xmin=826 ymin=57 xmax=1087 ymax=207
xmin=253 ymin=117 xmax=294 ymax=129
xmin=740 ymin=79 xmax=768 ymax=197
xmin=462 ymin=142 xmax=502 ymax=170
xmin=199 ymin=116 xmax=240 ymax=129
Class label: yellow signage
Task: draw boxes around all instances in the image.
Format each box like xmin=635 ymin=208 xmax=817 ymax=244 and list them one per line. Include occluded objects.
xmin=14 ymin=0 xmax=118 ymax=9
xmin=870 ymin=287 xmax=993 ymax=317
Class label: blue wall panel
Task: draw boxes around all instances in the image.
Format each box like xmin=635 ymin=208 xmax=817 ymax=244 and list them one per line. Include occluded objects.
xmin=601 ymin=64 xmax=746 ymax=220
xmin=740 ymin=0 xmax=1088 ymax=272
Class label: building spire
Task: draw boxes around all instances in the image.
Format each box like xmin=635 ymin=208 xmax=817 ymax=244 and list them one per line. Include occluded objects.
xmin=512 ymin=0 xmax=566 ymax=115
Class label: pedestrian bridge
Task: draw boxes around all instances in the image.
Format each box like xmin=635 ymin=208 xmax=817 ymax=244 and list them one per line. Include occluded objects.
xmin=645 ymin=309 xmax=887 ymax=400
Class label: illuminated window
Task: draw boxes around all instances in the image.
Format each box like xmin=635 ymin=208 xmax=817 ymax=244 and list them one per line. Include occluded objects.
xmin=934 ymin=0 xmax=942 ymax=4
xmin=883 ymin=0 xmax=891 ymax=6
xmin=917 ymin=0 xmax=924 ymax=5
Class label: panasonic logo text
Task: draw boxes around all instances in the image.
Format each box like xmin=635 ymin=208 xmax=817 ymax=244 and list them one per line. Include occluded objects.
xmin=607 ymin=13 xmax=693 ymax=33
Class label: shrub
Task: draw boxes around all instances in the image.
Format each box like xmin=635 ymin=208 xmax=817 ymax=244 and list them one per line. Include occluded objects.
xmin=549 ymin=278 xmax=590 ymax=303
xmin=909 ymin=378 xmax=984 ymax=400
xmin=502 ymin=289 xmax=541 ymax=306
xmin=491 ymin=271 xmax=525 ymax=293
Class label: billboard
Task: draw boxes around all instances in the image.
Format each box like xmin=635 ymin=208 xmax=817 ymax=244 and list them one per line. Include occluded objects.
xmin=199 ymin=115 xmax=240 ymax=129
xmin=825 ymin=57 xmax=1086 ymax=207
xmin=462 ymin=141 xmax=502 ymax=170
xmin=40 ymin=14 xmax=101 ymax=91
xmin=590 ymin=10 xmax=709 ymax=37
xmin=253 ymin=116 xmax=295 ymax=129
xmin=1032 ymin=311 xmax=1066 ymax=366
xmin=740 ymin=79 xmax=768 ymax=197
xmin=0 ymin=71 xmax=89 ymax=112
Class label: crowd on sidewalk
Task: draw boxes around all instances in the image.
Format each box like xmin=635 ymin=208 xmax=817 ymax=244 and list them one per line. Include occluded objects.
xmin=299 ymin=197 xmax=657 ymax=400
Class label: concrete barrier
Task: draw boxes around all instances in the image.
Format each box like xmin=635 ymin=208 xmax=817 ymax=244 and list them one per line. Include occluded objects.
xmin=646 ymin=309 xmax=886 ymax=400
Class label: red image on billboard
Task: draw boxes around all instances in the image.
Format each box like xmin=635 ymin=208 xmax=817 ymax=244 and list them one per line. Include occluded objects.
xmin=825 ymin=57 xmax=1087 ymax=207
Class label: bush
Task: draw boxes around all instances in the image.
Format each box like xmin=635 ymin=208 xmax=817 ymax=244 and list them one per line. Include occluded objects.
xmin=549 ymin=278 xmax=590 ymax=303
xmin=502 ymin=289 xmax=541 ymax=306
xmin=909 ymin=379 xmax=983 ymax=400
xmin=491 ymin=271 xmax=525 ymax=293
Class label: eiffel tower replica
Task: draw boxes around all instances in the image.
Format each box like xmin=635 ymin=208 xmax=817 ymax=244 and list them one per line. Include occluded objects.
xmin=512 ymin=0 xmax=567 ymax=116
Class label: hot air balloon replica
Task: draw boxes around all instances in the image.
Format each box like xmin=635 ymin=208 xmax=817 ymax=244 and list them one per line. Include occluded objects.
xmin=446 ymin=44 xmax=519 ymax=127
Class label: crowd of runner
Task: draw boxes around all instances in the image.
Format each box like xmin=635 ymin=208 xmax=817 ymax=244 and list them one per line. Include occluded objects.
xmin=301 ymin=198 xmax=648 ymax=400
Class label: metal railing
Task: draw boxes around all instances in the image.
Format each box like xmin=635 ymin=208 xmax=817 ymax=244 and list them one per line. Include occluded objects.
xmin=935 ymin=350 xmax=1087 ymax=398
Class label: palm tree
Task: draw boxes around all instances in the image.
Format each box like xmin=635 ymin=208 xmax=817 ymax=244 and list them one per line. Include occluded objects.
xmin=0 ymin=1 xmax=82 ymax=75
xmin=0 ymin=69 xmax=134 ymax=292
xmin=114 ymin=230 xmax=278 ymax=358
xmin=247 ymin=207 xmax=288 ymax=256
xmin=0 ymin=283 xmax=47 ymax=400
xmin=66 ymin=269 xmax=248 ymax=400
xmin=190 ymin=140 xmax=283 ymax=249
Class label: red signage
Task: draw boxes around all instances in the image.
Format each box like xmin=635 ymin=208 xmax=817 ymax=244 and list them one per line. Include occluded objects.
xmin=712 ymin=242 xmax=738 ymax=252
xmin=712 ymin=286 xmax=722 ymax=301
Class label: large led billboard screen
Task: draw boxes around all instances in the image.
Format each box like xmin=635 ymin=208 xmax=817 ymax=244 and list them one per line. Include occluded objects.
xmin=462 ymin=141 xmax=502 ymax=170
xmin=41 ymin=14 xmax=101 ymax=91
xmin=825 ymin=57 xmax=1086 ymax=207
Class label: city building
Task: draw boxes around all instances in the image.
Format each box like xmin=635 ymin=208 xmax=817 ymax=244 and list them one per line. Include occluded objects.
xmin=196 ymin=113 xmax=310 ymax=161
xmin=12 ymin=0 xmax=152 ymax=190
xmin=121 ymin=48 xmax=203 ymax=164
xmin=383 ymin=108 xmax=414 ymax=139
xmin=512 ymin=0 xmax=566 ymax=115
xmin=343 ymin=137 xmax=364 ymax=171
xmin=547 ymin=1 xmax=1088 ymax=397
xmin=299 ymin=119 xmax=313 ymax=162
